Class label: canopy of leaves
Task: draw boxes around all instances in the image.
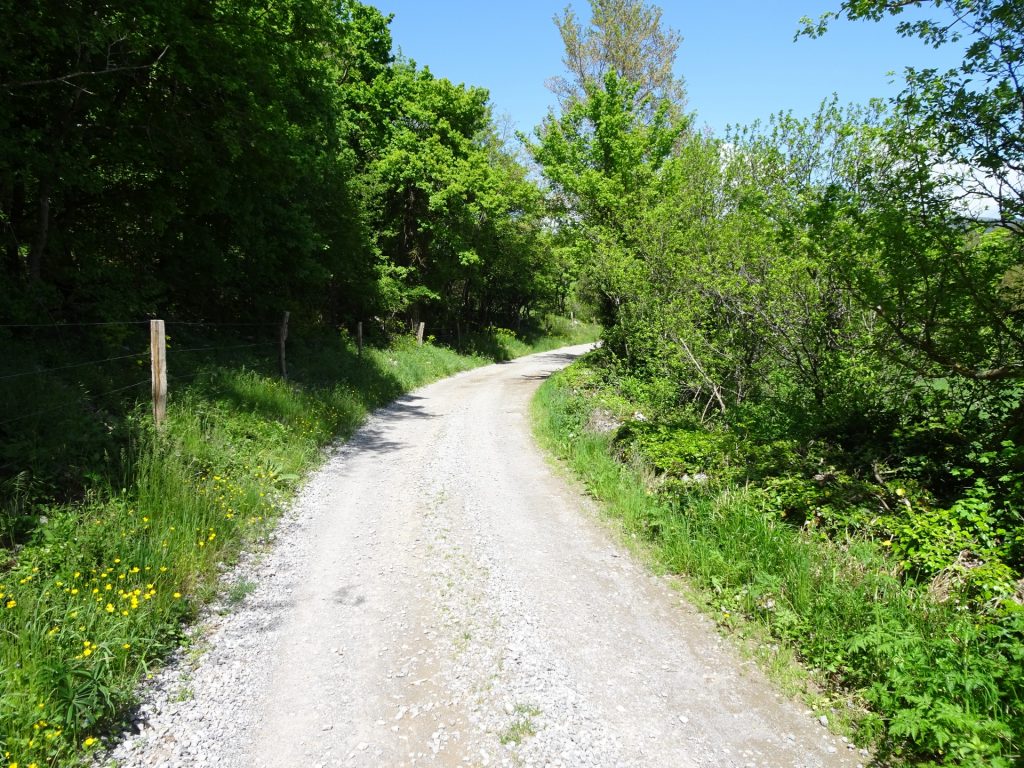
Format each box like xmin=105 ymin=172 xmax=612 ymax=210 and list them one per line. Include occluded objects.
xmin=0 ymin=0 xmax=562 ymax=332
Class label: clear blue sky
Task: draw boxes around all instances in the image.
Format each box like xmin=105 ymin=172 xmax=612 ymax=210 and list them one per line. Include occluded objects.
xmin=370 ymin=1 xmax=962 ymax=137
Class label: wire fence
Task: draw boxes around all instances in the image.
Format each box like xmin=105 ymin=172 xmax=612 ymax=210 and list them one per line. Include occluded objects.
xmin=0 ymin=313 xmax=489 ymax=433
xmin=0 ymin=317 xmax=287 ymax=432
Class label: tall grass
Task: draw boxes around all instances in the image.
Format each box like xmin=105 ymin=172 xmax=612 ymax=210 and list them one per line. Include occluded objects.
xmin=532 ymin=359 xmax=1024 ymax=768
xmin=0 ymin=323 xmax=598 ymax=767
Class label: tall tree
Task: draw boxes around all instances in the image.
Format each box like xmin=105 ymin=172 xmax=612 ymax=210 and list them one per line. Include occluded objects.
xmin=533 ymin=0 xmax=690 ymax=355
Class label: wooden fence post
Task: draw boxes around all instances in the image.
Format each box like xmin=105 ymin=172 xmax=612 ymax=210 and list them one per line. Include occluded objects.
xmin=456 ymin=320 xmax=462 ymax=351
xmin=150 ymin=319 xmax=167 ymax=427
xmin=357 ymin=321 xmax=363 ymax=356
xmin=279 ymin=311 xmax=290 ymax=380
xmin=416 ymin=321 xmax=425 ymax=346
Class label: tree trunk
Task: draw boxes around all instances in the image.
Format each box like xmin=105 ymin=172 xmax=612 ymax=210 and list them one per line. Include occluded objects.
xmin=1 ymin=172 xmax=23 ymax=277
xmin=28 ymin=177 xmax=51 ymax=282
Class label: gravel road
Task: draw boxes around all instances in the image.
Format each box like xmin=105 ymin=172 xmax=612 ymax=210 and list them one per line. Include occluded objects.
xmin=104 ymin=344 xmax=865 ymax=768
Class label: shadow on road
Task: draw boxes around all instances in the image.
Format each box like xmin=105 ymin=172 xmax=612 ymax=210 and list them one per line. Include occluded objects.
xmin=346 ymin=394 xmax=435 ymax=455
xmin=537 ymin=352 xmax=581 ymax=366
xmin=380 ymin=394 xmax=434 ymax=420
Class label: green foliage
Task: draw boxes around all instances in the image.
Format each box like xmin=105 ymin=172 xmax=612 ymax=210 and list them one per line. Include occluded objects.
xmin=0 ymin=0 xmax=564 ymax=334
xmin=534 ymin=359 xmax=1024 ymax=766
xmin=803 ymin=0 xmax=1024 ymax=223
xmin=531 ymin=2 xmax=1024 ymax=764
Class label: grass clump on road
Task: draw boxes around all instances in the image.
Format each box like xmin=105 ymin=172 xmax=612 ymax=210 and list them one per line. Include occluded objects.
xmin=532 ymin=350 xmax=1024 ymax=768
xmin=0 ymin=320 xmax=597 ymax=768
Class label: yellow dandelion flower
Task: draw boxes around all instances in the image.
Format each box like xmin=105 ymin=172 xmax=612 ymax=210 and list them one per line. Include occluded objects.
xmin=83 ymin=736 xmax=97 ymax=747
xmin=173 ymin=592 xmax=182 ymax=599
xmin=105 ymin=603 xmax=114 ymax=613
xmin=5 ymin=600 xmax=15 ymax=609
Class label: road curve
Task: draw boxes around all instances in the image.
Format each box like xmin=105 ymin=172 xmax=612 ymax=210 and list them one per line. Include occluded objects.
xmin=108 ymin=345 xmax=862 ymax=768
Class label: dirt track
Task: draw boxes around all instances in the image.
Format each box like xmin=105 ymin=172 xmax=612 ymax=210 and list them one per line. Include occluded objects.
xmin=108 ymin=345 xmax=863 ymax=768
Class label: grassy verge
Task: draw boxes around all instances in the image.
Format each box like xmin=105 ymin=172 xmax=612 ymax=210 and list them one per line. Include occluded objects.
xmin=531 ymin=353 xmax=1024 ymax=768
xmin=0 ymin=319 xmax=598 ymax=768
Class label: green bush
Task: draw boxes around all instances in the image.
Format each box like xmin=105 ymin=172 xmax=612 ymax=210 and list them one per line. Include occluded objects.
xmin=533 ymin=356 xmax=1024 ymax=767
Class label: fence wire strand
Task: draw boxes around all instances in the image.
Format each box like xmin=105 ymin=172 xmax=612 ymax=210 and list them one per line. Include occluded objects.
xmin=0 ymin=352 xmax=150 ymax=382
xmin=165 ymin=321 xmax=279 ymax=328
xmin=170 ymin=341 xmax=275 ymax=354
xmin=0 ymin=379 xmax=150 ymax=428
xmin=0 ymin=320 xmax=148 ymax=329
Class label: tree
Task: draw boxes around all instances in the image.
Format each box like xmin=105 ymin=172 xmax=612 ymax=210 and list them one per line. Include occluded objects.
xmin=531 ymin=71 xmax=688 ymax=337
xmin=0 ymin=0 xmax=387 ymax=323
xmin=798 ymin=1 xmax=1024 ymax=383
xmin=548 ymin=0 xmax=686 ymax=119
xmin=801 ymin=0 xmax=1024 ymax=224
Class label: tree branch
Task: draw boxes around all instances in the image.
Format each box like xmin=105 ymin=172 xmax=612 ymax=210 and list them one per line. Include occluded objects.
xmin=1 ymin=46 xmax=168 ymax=90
